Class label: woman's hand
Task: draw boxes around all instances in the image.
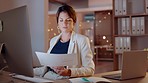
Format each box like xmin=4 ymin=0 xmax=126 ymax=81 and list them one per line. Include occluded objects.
xmin=51 ymin=66 xmax=71 ymax=76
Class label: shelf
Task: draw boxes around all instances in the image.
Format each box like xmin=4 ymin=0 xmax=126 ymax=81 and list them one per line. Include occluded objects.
xmin=96 ymin=58 xmax=113 ymax=61
xmin=115 ymin=53 xmax=122 ymax=55
xmin=113 ymin=0 xmax=148 ymax=70
xmin=114 ymin=13 xmax=148 ymax=18
xmin=114 ymin=34 xmax=148 ymax=37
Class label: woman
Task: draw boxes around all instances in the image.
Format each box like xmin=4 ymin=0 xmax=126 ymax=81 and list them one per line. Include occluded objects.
xmin=34 ymin=4 xmax=95 ymax=79
xmin=48 ymin=4 xmax=95 ymax=77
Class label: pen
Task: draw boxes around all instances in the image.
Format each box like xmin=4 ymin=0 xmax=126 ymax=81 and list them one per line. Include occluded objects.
xmin=81 ymin=78 xmax=91 ymax=82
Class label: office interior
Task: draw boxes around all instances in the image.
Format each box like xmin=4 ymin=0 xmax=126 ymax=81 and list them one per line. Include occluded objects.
xmin=0 ymin=0 xmax=148 ymax=77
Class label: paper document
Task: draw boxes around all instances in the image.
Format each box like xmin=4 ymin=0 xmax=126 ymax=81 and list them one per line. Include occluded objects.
xmin=69 ymin=77 xmax=111 ymax=83
xmin=35 ymin=52 xmax=77 ymax=66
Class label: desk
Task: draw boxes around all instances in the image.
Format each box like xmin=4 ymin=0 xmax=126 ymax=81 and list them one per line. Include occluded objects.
xmin=94 ymin=71 xmax=148 ymax=83
xmin=1 ymin=71 xmax=148 ymax=83
xmin=0 ymin=71 xmax=70 ymax=83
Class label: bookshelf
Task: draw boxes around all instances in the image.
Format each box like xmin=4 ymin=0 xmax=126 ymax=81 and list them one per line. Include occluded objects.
xmin=113 ymin=0 xmax=148 ymax=70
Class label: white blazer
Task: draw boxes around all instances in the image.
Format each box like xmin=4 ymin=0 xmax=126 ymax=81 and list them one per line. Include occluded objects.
xmin=47 ymin=31 xmax=95 ymax=77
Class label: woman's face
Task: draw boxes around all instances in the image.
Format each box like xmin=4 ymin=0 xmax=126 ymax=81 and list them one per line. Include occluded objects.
xmin=58 ymin=12 xmax=74 ymax=33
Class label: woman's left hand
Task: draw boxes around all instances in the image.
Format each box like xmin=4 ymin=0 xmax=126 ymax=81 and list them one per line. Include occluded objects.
xmin=51 ymin=66 xmax=71 ymax=76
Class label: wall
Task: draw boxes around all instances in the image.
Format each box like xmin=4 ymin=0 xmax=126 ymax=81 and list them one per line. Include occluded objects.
xmin=48 ymin=0 xmax=112 ymax=14
xmin=0 ymin=0 xmax=48 ymax=66
xmin=88 ymin=0 xmax=112 ymax=8
xmin=0 ymin=0 xmax=27 ymax=13
xmin=49 ymin=0 xmax=89 ymax=11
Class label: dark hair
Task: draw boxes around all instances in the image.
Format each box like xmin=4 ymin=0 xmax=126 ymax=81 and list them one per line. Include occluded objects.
xmin=56 ymin=4 xmax=76 ymax=24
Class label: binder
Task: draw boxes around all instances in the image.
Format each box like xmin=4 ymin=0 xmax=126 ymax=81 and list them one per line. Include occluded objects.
xmin=132 ymin=17 xmax=137 ymax=35
xmin=126 ymin=18 xmax=130 ymax=35
xmin=123 ymin=37 xmax=127 ymax=52
xmin=114 ymin=0 xmax=119 ymax=15
xmin=140 ymin=17 xmax=145 ymax=35
xmin=121 ymin=18 xmax=126 ymax=35
xmin=118 ymin=0 xmax=123 ymax=15
xmin=126 ymin=37 xmax=131 ymax=51
xmin=119 ymin=37 xmax=123 ymax=53
xmin=115 ymin=37 xmax=120 ymax=53
xmin=146 ymin=0 xmax=148 ymax=13
xmin=136 ymin=17 xmax=140 ymax=35
xmin=122 ymin=0 xmax=127 ymax=15
xmin=114 ymin=0 xmax=127 ymax=15
xmin=118 ymin=18 xmax=122 ymax=35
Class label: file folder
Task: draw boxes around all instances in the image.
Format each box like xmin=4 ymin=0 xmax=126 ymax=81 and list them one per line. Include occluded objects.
xmin=123 ymin=37 xmax=127 ymax=52
xmin=146 ymin=0 xmax=148 ymax=13
xmin=126 ymin=37 xmax=131 ymax=51
xmin=114 ymin=0 xmax=119 ymax=15
xmin=122 ymin=37 xmax=131 ymax=52
xmin=115 ymin=37 xmax=120 ymax=54
xmin=126 ymin=18 xmax=130 ymax=35
xmin=114 ymin=0 xmax=127 ymax=15
xmin=132 ymin=17 xmax=136 ymax=35
xmin=121 ymin=18 xmax=126 ymax=35
xmin=118 ymin=18 xmax=122 ymax=35
xmin=140 ymin=17 xmax=145 ymax=35
xmin=119 ymin=37 xmax=123 ymax=53
xmin=136 ymin=17 xmax=140 ymax=35
xmin=118 ymin=0 xmax=123 ymax=15
xmin=122 ymin=0 xmax=127 ymax=15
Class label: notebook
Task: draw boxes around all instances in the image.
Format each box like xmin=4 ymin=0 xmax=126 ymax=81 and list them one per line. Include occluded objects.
xmin=102 ymin=50 xmax=148 ymax=80
xmin=69 ymin=77 xmax=111 ymax=83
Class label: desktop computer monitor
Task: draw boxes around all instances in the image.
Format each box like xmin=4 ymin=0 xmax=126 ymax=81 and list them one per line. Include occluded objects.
xmin=0 ymin=6 xmax=34 ymax=77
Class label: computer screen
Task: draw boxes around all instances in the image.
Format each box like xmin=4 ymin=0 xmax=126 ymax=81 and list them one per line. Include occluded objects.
xmin=0 ymin=6 xmax=34 ymax=77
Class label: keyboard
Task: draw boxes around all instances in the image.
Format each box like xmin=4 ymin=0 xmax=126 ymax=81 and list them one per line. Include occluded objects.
xmin=102 ymin=73 xmax=121 ymax=80
xmin=12 ymin=74 xmax=54 ymax=83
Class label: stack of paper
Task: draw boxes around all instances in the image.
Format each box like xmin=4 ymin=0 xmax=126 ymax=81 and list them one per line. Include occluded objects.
xmin=35 ymin=52 xmax=77 ymax=67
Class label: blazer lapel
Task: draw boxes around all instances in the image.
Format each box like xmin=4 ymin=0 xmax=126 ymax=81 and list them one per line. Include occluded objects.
xmin=68 ymin=31 xmax=76 ymax=54
xmin=48 ymin=34 xmax=61 ymax=53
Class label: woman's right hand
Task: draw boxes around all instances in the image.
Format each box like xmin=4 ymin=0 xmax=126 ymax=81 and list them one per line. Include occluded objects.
xmin=51 ymin=66 xmax=71 ymax=76
xmin=51 ymin=66 xmax=65 ymax=73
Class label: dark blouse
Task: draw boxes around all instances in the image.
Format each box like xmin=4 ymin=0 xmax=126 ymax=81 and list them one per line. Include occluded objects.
xmin=50 ymin=39 xmax=70 ymax=54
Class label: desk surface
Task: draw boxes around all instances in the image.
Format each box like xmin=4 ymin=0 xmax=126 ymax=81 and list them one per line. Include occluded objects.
xmin=0 ymin=71 xmax=69 ymax=83
xmin=1 ymin=71 xmax=148 ymax=83
xmin=94 ymin=71 xmax=148 ymax=83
